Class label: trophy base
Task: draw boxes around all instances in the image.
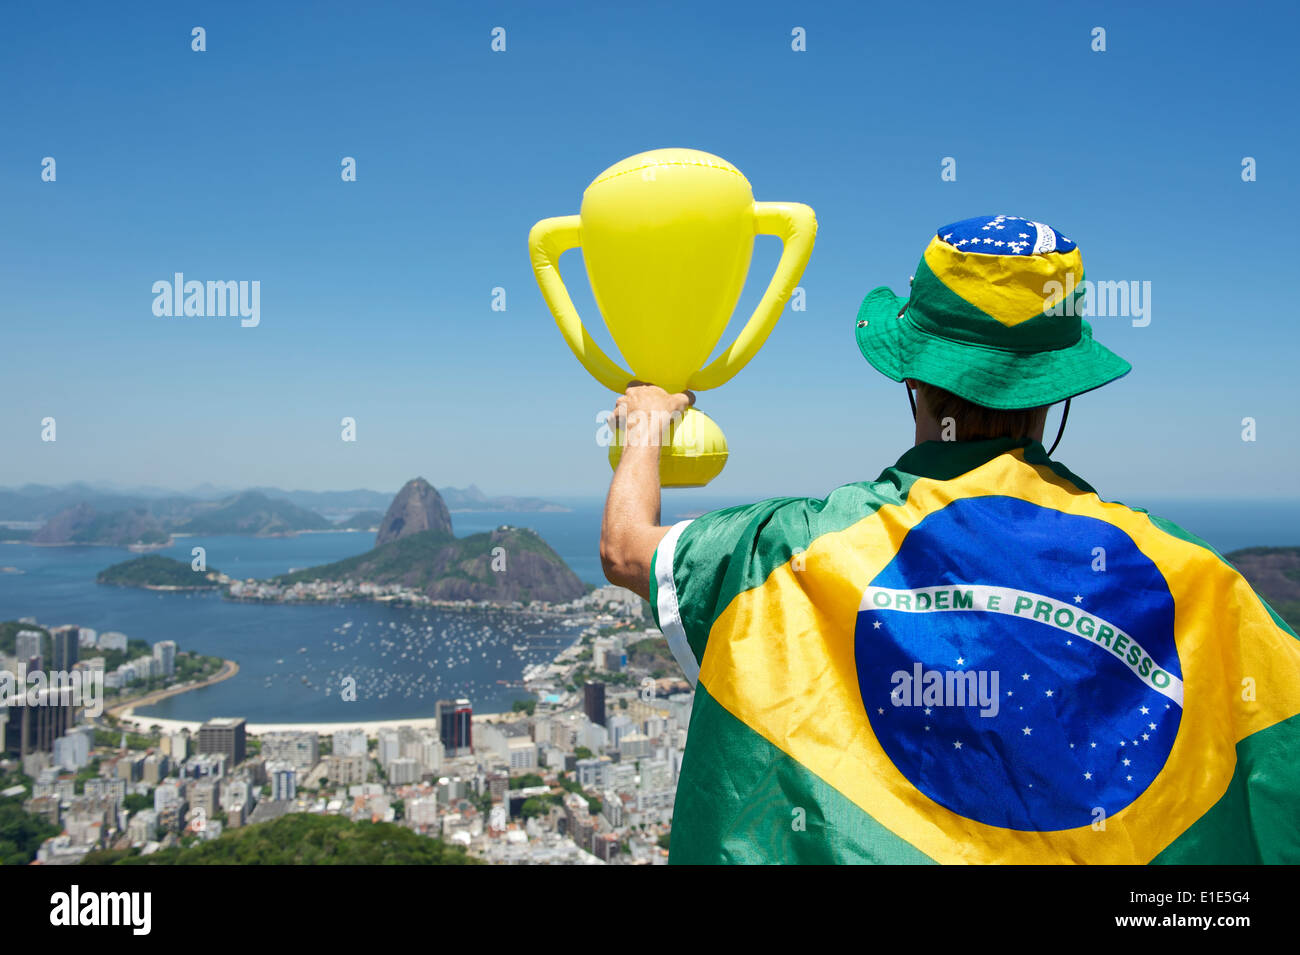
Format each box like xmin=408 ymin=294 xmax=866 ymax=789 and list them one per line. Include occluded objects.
xmin=608 ymin=407 xmax=729 ymax=488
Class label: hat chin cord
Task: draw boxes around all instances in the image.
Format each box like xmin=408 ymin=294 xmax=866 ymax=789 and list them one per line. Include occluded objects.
xmin=1046 ymin=398 xmax=1070 ymax=456
xmin=905 ymin=384 xmax=1071 ymax=456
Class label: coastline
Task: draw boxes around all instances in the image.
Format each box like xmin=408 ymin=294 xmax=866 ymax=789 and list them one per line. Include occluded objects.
xmin=117 ymin=708 xmax=506 ymax=737
xmin=107 ymin=658 xmax=240 ymax=722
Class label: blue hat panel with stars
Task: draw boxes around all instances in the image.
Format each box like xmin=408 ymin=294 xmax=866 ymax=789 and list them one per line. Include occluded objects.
xmin=937 ymin=215 xmax=1077 ymax=256
xmin=854 ymin=495 xmax=1182 ymax=832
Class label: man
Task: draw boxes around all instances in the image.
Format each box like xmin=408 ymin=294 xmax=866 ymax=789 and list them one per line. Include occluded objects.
xmin=600 ymin=215 xmax=1300 ymax=864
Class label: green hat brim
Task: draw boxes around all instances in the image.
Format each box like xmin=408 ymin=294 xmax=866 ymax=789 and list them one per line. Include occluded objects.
xmin=854 ymin=287 xmax=1132 ymax=410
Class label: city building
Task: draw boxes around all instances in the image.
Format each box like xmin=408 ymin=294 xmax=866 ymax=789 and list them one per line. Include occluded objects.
xmin=190 ymin=779 xmax=221 ymax=819
xmin=386 ymin=756 xmax=419 ymax=785
xmin=50 ymin=625 xmax=80 ymax=671
xmin=97 ymin=632 xmax=128 ymax=653
xmin=15 ymin=630 xmax=42 ymax=668
xmin=332 ymin=728 xmax=367 ymax=758
xmin=437 ymin=699 xmax=473 ymax=757
xmin=376 ymin=728 xmax=401 ymax=767
xmin=198 ymin=717 xmax=246 ymax=767
xmin=154 ymin=779 xmax=185 ymax=814
xmin=152 ymin=640 xmax=176 ymax=677
xmin=180 ymin=752 xmax=228 ymax=779
xmin=401 ymin=727 xmax=443 ymax=775
xmin=161 ymin=730 xmax=188 ymax=761
xmin=7 ymin=686 xmax=79 ymax=759
xmin=261 ymin=731 xmax=320 ymax=772
xmin=479 ymin=720 xmax=538 ymax=771
xmin=584 ymin=682 xmax=606 ymax=727
xmin=577 ymin=756 xmax=613 ymax=791
xmin=620 ymin=731 xmax=653 ymax=758
xmin=116 ymin=754 xmax=144 ymax=782
xmin=606 ymin=713 xmax=635 ymax=749
xmin=127 ymin=809 xmax=158 ymax=845
xmin=269 ymin=762 xmax=296 ymax=801
xmin=141 ymin=753 xmax=171 ymax=784
xmin=51 ymin=726 xmax=93 ymax=771
xmin=84 ymin=777 xmax=127 ymax=804
xmin=326 ymin=754 xmax=369 ymax=785
xmin=593 ymin=635 xmax=625 ymax=672
xmin=222 ymin=778 xmax=253 ymax=817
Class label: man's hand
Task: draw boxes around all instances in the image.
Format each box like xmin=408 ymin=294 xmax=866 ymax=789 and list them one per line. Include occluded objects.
xmin=607 ymin=381 xmax=696 ymax=448
xmin=599 ymin=382 xmax=694 ymax=602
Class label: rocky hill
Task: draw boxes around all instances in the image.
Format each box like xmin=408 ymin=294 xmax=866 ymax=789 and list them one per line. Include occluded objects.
xmin=30 ymin=504 xmax=168 ymax=547
xmin=334 ymin=510 xmax=384 ymax=530
xmin=173 ymin=491 xmax=334 ymax=536
xmin=375 ymin=478 xmax=453 ymax=546
xmin=276 ymin=478 xmax=584 ymax=603
xmin=275 ymin=525 xmax=585 ymax=603
xmin=98 ymin=555 xmax=224 ymax=590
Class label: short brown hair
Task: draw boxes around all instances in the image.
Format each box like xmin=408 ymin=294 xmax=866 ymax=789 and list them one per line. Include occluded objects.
xmin=915 ymin=381 xmax=1048 ymax=441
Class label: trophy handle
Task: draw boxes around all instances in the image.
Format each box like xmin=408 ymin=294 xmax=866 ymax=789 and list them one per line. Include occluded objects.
xmin=686 ymin=201 xmax=817 ymax=392
xmin=528 ymin=214 xmax=636 ymax=394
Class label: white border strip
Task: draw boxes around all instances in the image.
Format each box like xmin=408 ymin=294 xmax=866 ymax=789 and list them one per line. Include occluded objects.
xmin=655 ymin=519 xmax=699 ymax=687
xmin=861 ymin=583 xmax=1183 ymax=707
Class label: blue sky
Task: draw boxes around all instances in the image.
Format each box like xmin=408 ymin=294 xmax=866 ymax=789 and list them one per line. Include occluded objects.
xmin=2 ymin=0 xmax=1297 ymax=502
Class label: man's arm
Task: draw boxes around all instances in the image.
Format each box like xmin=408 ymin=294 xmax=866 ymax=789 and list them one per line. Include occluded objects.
xmin=599 ymin=383 xmax=694 ymax=601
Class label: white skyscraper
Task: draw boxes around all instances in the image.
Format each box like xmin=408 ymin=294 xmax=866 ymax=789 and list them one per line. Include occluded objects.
xmin=377 ymin=729 xmax=401 ymax=768
xmin=152 ymin=640 xmax=176 ymax=677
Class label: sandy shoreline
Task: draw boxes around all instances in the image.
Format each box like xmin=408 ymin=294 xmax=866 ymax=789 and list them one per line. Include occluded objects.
xmin=106 ymin=658 xmax=241 ymax=722
xmin=112 ymin=657 xmax=511 ymax=736
xmin=115 ymin=712 xmax=501 ymax=737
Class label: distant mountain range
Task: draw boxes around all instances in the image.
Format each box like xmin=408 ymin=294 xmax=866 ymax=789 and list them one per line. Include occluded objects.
xmin=89 ymin=478 xmax=585 ymax=603
xmin=0 ymin=482 xmax=569 ymax=546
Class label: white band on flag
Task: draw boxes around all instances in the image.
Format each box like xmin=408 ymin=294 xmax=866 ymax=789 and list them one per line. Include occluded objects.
xmin=1031 ymin=221 xmax=1057 ymax=255
xmin=655 ymin=520 xmax=698 ymax=687
xmin=860 ymin=583 xmax=1183 ymax=707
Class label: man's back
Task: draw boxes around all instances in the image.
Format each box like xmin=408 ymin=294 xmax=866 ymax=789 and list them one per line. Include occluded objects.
xmin=651 ymin=437 xmax=1300 ymax=863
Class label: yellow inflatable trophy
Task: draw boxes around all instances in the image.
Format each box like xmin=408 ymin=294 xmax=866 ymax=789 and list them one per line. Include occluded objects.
xmin=529 ymin=148 xmax=817 ymax=487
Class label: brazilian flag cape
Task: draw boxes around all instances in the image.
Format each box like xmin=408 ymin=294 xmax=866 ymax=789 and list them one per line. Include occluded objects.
xmin=649 ymin=437 xmax=1300 ymax=864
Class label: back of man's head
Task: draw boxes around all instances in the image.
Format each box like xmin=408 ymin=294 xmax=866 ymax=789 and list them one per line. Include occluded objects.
xmin=914 ymin=381 xmax=1048 ymax=441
